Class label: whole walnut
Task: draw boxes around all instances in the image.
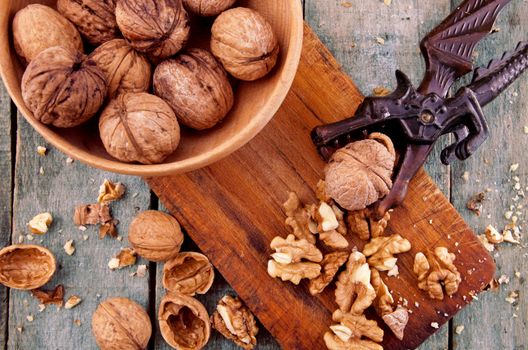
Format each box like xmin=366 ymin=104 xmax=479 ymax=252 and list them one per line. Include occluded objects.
xmin=12 ymin=4 xmax=83 ymax=64
xmin=21 ymin=47 xmax=107 ymax=128
xmin=92 ymin=297 xmax=152 ymax=350
xmin=89 ymin=39 xmax=152 ymax=99
xmin=116 ymin=0 xmax=190 ymax=60
xmin=183 ymin=0 xmax=236 ymax=17
xmin=57 ymin=0 xmax=119 ymax=46
xmin=153 ymin=48 xmax=234 ymax=130
xmin=99 ymin=93 xmax=181 ymax=164
xmin=128 ymin=210 xmax=184 ymax=262
xmin=211 ymin=7 xmax=279 ymax=81
xmin=325 ymin=133 xmax=396 ymax=211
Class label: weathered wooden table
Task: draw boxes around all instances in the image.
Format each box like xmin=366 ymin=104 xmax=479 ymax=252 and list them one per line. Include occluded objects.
xmin=0 ymin=1 xmax=526 ymax=349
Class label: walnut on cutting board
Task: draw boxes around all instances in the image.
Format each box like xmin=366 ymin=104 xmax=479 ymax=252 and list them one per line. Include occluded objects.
xmin=211 ymin=295 xmax=258 ymax=349
xmin=309 ymin=251 xmax=349 ymax=295
xmin=283 ymin=192 xmax=317 ymax=244
xmin=413 ymin=247 xmax=462 ymax=300
xmin=362 ymin=234 xmax=411 ymax=271
xmin=324 ymin=310 xmax=384 ymax=350
xmin=347 ymin=209 xmax=390 ymax=241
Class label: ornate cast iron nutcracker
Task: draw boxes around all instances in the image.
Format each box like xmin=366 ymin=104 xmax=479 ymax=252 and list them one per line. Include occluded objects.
xmin=312 ymin=0 xmax=528 ymax=218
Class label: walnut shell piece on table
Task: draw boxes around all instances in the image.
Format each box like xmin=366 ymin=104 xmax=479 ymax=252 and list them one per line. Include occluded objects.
xmin=116 ymin=0 xmax=190 ymax=60
xmin=153 ymin=48 xmax=234 ymax=130
xmin=91 ymin=297 xmax=152 ymax=350
xmin=0 ymin=244 xmax=56 ymax=290
xmin=163 ymin=252 xmax=215 ymax=296
xmin=99 ymin=92 xmax=181 ymax=164
xmin=158 ymin=292 xmax=211 ymax=350
xmin=89 ymin=39 xmax=152 ymax=99
xmin=12 ymin=4 xmax=83 ymax=64
xmin=211 ymin=295 xmax=258 ymax=349
xmin=21 ymin=47 xmax=107 ymax=128
xmin=57 ymin=0 xmax=119 ymax=46
xmin=211 ymin=7 xmax=280 ymax=81
xmin=128 ymin=210 xmax=184 ymax=262
xmin=183 ymin=0 xmax=236 ymax=17
xmin=325 ymin=133 xmax=396 ymax=211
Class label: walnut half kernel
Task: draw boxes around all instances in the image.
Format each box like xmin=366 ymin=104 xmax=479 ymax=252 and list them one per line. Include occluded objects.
xmin=413 ymin=247 xmax=461 ymax=300
xmin=363 ymin=234 xmax=411 ymax=271
xmin=324 ymin=310 xmax=384 ymax=350
xmin=211 ymin=295 xmax=258 ymax=349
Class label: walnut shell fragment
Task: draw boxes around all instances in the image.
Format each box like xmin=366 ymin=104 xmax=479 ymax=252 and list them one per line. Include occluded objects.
xmin=362 ymin=234 xmax=411 ymax=271
xmin=163 ymin=252 xmax=215 ymax=296
xmin=99 ymin=92 xmax=181 ymax=164
xmin=92 ymin=297 xmax=152 ymax=350
xmin=324 ymin=310 xmax=384 ymax=350
xmin=21 ymin=47 xmax=107 ymax=128
xmin=153 ymin=48 xmax=234 ymax=130
xmin=89 ymin=39 xmax=152 ymax=99
xmin=413 ymin=247 xmax=461 ymax=300
xmin=57 ymin=0 xmax=118 ymax=45
xmin=283 ymin=192 xmax=317 ymax=244
xmin=116 ymin=0 xmax=190 ymax=60
xmin=0 ymin=244 xmax=56 ymax=290
xmin=211 ymin=295 xmax=258 ymax=349
xmin=309 ymin=251 xmax=349 ymax=295
xmin=183 ymin=0 xmax=236 ymax=16
xmin=31 ymin=285 xmax=64 ymax=307
xmin=128 ymin=211 xmax=184 ymax=262
xmin=158 ymin=292 xmax=210 ymax=350
xmin=13 ymin=4 xmax=83 ymax=64
xmin=74 ymin=203 xmax=112 ymax=226
xmin=211 ymin=7 xmax=279 ymax=81
xmin=325 ymin=133 xmax=396 ymax=211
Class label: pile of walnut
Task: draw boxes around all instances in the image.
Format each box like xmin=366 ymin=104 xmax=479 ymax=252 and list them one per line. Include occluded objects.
xmin=13 ymin=0 xmax=280 ymax=164
xmin=267 ymin=135 xmax=463 ymax=349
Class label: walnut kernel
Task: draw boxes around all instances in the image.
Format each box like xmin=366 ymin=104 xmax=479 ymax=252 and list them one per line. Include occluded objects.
xmin=28 ymin=212 xmax=53 ymax=235
xmin=283 ymin=192 xmax=317 ymax=244
xmin=413 ymin=247 xmax=461 ymax=300
xmin=309 ymin=251 xmax=349 ymax=295
xmin=211 ymin=295 xmax=258 ymax=349
xmin=347 ymin=209 xmax=390 ymax=241
xmin=324 ymin=310 xmax=383 ymax=350
xmin=163 ymin=252 xmax=215 ymax=296
xmin=97 ymin=179 xmax=126 ymax=203
xmin=363 ymin=234 xmax=411 ymax=271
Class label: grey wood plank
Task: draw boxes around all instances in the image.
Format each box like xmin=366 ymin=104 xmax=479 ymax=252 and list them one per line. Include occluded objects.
xmin=0 ymin=82 xmax=13 ymax=349
xmin=450 ymin=0 xmax=528 ymax=349
xmin=304 ymin=1 xmax=452 ymax=349
xmin=7 ymin=116 xmax=152 ymax=349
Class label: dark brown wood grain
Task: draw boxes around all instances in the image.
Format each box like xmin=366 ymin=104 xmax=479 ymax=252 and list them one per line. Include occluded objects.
xmin=147 ymin=25 xmax=495 ymax=350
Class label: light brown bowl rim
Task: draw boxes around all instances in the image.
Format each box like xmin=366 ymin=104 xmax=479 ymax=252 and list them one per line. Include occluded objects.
xmin=0 ymin=1 xmax=304 ymax=177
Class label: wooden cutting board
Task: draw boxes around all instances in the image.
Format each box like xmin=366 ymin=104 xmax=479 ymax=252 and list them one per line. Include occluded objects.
xmin=147 ymin=24 xmax=495 ymax=350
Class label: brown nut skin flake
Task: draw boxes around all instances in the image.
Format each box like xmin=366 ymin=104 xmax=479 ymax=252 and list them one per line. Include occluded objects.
xmin=21 ymin=47 xmax=107 ymax=128
xmin=128 ymin=211 xmax=184 ymax=262
xmin=153 ymin=48 xmax=234 ymax=130
xmin=57 ymin=0 xmax=118 ymax=45
xmin=325 ymin=133 xmax=396 ymax=211
xmin=89 ymin=39 xmax=152 ymax=99
xmin=211 ymin=7 xmax=279 ymax=81
xmin=92 ymin=297 xmax=152 ymax=350
xmin=12 ymin=4 xmax=83 ymax=64
xmin=309 ymin=251 xmax=349 ymax=295
xmin=163 ymin=252 xmax=215 ymax=296
xmin=116 ymin=0 xmax=190 ymax=61
xmin=0 ymin=245 xmax=56 ymax=290
xmin=159 ymin=292 xmax=210 ymax=350
xmin=99 ymin=92 xmax=181 ymax=165
xmin=183 ymin=0 xmax=236 ymax=16
xmin=211 ymin=295 xmax=258 ymax=349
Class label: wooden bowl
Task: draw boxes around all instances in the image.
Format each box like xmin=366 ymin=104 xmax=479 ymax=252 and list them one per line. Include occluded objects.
xmin=0 ymin=0 xmax=303 ymax=176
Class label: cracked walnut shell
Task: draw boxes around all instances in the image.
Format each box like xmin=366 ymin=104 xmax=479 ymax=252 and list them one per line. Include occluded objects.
xmin=309 ymin=251 xmax=349 ymax=295
xmin=325 ymin=133 xmax=396 ymax=211
xmin=57 ymin=0 xmax=118 ymax=45
xmin=413 ymin=247 xmax=461 ymax=300
xmin=89 ymin=39 xmax=152 ymax=99
xmin=153 ymin=48 xmax=234 ymax=130
xmin=211 ymin=7 xmax=279 ymax=81
xmin=13 ymin=4 xmax=83 ymax=64
xmin=211 ymin=295 xmax=258 ymax=349
xmin=163 ymin=252 xmax=215 ymax=296
xmin=183 ymin=0 xmax=236 ymax=16
xmin=325 ymin=310 xmax=383 ymax=350
xmin=21 ymin=47 xmax=107 ymax=128
xmin=99 ymin=92 xmax=181 ymax=165
xmin=159 ymin=292 xmax=210 ymax=350
xmin=92 ymin=297 xmax=151 ymax=350
xmin=128 ymin=211 xmax=184 ymax=262
xmin=0 ymin=245 xmax=56 ymax=290
xmin=363 ymin=234 xmax=411 ymax=271
xmin=116 ymin=0 xmax=190 ymax=60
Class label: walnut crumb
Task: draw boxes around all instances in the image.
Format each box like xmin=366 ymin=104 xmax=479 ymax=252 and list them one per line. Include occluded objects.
xmin=455 ymin=325 xmax=465 ymax=334
xmin=37 ymin=146 xmax=47 ymax=156
xmin=26 ymin=315 xmax=34 ymax=322
xmin=65 ymin=296 xmax=82 ymax=309
xmin=431 ymin=322 xmax=439 ymax=329
xmin=63 ymin=240 xmax=75 ymax=256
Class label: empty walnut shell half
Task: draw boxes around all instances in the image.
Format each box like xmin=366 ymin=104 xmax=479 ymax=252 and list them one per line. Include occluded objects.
xmin=0 ymin=244 xmax=56 ymax=290
xmin=92 ymin=297 xmax=152 ymax=350
xmin=12 ymin=4 xmax=83 ymax=64
xmin=183 ymin=0 xmax=236 ymax=17
xmin=153 ymin=48 xmax=234 ymax=130
xmin=21 ymin=46 xmax=107 ymax=128
xmin=99 ymin=92 xmax=181 ymax=164
xmin=89 ymin=39 xmax=152 ymax=99
xmin=128 ymin=210 xmax=184 ymax=262
xmin=211 ymin=7 xmax=279 ymax=81
xmin=159 ymin=293 xmax=211 ymax=350
xmin=116 ymin=0 xmax=190 ymax=60
xmin=57 ymin=0 xmax=119 ymax=46
xmin=163 ymin=252 xmax=215 ymax=296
